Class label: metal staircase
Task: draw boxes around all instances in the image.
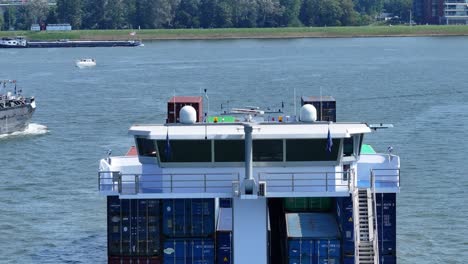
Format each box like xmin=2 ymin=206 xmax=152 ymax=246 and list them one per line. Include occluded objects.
xmin=352 ymin=186 xmax=380 ymax=264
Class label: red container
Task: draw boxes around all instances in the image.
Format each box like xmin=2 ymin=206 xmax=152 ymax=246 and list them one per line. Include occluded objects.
xmin=167 ymin=96 xmax=203 ymax=123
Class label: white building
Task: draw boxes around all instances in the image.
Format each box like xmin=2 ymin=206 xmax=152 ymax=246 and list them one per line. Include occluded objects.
xmin=443 ymin=0 xmax=468 ymax=24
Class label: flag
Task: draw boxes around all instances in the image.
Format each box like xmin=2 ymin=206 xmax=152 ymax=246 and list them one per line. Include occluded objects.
xmin=165 ymin=129 xmax=171 ymax=160
xmin=326 ymin=126 xmax=333 ymax=153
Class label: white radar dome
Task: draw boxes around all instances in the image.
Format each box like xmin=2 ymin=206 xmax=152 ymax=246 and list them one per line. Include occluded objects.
xmin=179 ymin=105 xmax=197 ymax=124
xmin=300 ymin=104 xmax=317 ymax=122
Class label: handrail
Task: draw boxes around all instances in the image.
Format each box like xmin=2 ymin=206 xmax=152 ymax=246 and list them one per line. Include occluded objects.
xmin=370 ymin=168 xmax=400 ymax=188
xmin=371 ymin=170 xmax=380 ymax=264
xmin=352 ymin=192 xmax=360 ymax=260
xmin=98 ymin=170 xmax=353 ymax=195
xmin=98 ymin=171 xmax=240 ymax=194
xmin=258 ymin=170 xmax=351 ymax=193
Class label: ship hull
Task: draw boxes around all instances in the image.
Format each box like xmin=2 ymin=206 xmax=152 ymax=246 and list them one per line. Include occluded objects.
xmin=0 ymin=102 xmax=35 ymax=134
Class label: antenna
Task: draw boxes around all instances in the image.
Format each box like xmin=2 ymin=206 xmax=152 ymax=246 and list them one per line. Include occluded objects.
xmin=293 ymin=87 xmax=296 ymax=118
xmin=173 ymin=89 xmax=176 ymax=123
xmin=320 ymin=86 xmax=323 ymax=121
xmin=204 ymin=89 xmax=210 ymax=117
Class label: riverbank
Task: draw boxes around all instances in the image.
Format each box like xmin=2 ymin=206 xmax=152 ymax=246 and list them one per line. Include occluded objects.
xmin=2 ymin=25 xmax=468 ymax=41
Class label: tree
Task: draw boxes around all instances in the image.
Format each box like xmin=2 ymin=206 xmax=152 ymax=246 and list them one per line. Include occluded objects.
xmin=339 ymin=0 xmax=358 ymax=26
xmin=232 ymin=0 xmax=258 ymax=27
xmin=46 ymin=7 xmax=58 ymax=24
xmin=27 ymin=0 xmax=50 ymax=24
xmin=82 ymin=0 xmax=104 ymax=29
xmin=384 ymin=0 xmax=412 ymax=21
xmin=214 ymin=0 xmax=233 ymax=28
xmin=0 ymin=11 xmax=4 ymax=30
xmin=279 ymin=0 xmax=302 ymax=26
xmin=3 ymin=6 xmax=16 ymax=30
xmin=256 ymin=0 xmax=283 ymax=27
xmin=174 ymin=0 xmax=201 ymax=28
xmin=200 ymin=0 xmax=217 ymax=28
xmin=57 ymin=0 xmax=82 ymax=29
xmin=15 ymin=6 xmax=31 ymax=30
xmin=353 ymin=0 xmax=383 ymax=16
xmin=105 ymin=0 xmax=127 ymax=29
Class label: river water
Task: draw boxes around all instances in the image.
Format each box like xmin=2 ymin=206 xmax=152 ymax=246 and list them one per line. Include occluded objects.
xmin=1 ymin=37 xmax=467 ymax=263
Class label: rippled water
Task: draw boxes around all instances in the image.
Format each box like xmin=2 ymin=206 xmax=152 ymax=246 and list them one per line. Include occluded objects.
xmin=1 ymin=37 xmax=468 ymax=263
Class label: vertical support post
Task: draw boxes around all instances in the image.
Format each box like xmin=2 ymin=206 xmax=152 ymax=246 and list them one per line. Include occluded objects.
xmin=118 ymin=172 xmax=122 ymax=193
xmin=233 ymin=197 xmax=268 ymax=264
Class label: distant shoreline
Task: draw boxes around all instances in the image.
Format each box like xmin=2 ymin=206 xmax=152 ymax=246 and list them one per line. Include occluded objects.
xmin=2 ymin=25 xmax=468 ymax=41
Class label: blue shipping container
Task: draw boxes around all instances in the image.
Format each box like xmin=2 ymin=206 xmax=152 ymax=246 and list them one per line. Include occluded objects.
xmin=316 ymin=240 xmax=341 ymax=258
xmin=163 ymin=238 xmax=215 ymax=264
xmin=219 ymin=198 xmax=232 ymax=208
xmin=286 ymin=213 xmax=340 ymax=239
xmin=376 ymin=193 xmax=396 ymax=255
xmin=288 ymin=256 xmax=340 ymax=264
xmin=286 ymin=213 xmax=341 ymax=263
xmin=343 ymin=255 xmax=397 ymax=264
xmin=163 ymin=199 xmax=215 ymax=237
xmin=288 ymin=239 xmax=315 ymax=257
xmin=216 ymin=208 xmax=232 ymax=264
xmin=336 ymin=196 xmax=354 ymax=255
xmin=107 ymin=197 xmax=161 ymax=257
xmin=163 ymin=259 xmax=214 ymax=264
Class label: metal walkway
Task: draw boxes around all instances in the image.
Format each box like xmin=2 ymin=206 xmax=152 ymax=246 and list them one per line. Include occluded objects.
xmin=353 ymin=188 xmax=380 ymax=264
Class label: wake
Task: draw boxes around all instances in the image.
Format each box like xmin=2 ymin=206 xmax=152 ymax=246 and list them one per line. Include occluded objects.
xmin=0 ymin=123 xmax=49 ymax=139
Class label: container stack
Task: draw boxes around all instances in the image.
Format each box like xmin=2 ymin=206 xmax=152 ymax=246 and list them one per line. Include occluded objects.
xmin=376 ymin=193 xmax=397 ymax=264
xmin=162 ymin=199 xmax=215 ymax=264
xmin=337 ymin=194 xmax=397 ymax=264
xmin=107 ymin=196 xmax=162 ymax=264
xmin=336 ymin=196 xmax=354 ymax=258
xmin=216 ymin=208 xmax=232 ymax=264
xmin=285 ymin=213 xmax=341 ymax=264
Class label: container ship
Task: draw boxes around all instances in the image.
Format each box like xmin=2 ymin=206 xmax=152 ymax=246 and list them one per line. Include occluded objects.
xmin=0 ymin=80 xmax=36 ymax=134
xmin=98 ymin=95 xmax=400 ymax=264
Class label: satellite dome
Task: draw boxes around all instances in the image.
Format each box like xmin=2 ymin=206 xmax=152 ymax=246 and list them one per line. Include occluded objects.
xmin=179 ymin=105 xmax=197 ymax=124
xmin=300 ymin=104 xmax=317 ymax=122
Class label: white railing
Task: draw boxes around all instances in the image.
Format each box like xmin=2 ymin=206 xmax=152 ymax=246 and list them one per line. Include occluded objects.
xmin=99 ymin=171 xmax=240 ymax=195
xmin=258 ymin=171 xmax=351 ymax=193
xmin=99 ymin=169 xmax=353 ymax=195
xmin=360 ymin=168 xmax=400 ymax=189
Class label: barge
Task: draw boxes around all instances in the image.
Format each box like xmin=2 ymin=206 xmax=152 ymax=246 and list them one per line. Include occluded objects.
xmin=98 ymin=95 xmax=400 ymax=264
xmin=0 ymin=37 xmax=142 ymax=48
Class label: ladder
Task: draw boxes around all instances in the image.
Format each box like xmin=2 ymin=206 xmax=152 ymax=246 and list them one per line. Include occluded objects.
xmin=353 ymin=188 xmax=379 ymax=264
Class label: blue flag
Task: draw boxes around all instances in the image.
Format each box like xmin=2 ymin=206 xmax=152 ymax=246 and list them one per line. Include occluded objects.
xmin=326 ymin=127 xmax=333 ymax=153
xmin=165 ymin=130 xmax=171 ymax=160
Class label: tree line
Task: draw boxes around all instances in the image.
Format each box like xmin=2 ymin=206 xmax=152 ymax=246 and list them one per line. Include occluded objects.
xmin=0 ymin=0 xmax=412 ymax=31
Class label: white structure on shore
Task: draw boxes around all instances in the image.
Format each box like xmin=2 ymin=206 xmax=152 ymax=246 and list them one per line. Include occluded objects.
xmin=443 ymin=0 xmax=468 ymax=24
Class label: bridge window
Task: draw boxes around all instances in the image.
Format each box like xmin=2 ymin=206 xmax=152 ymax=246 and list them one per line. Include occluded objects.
xmin=343 ymin=138 xmax=354 ymax=157
xmin=253 ymin=140 xmax=283 ymax=162
xmin=157 ymin=140 xmax=211 ymax=162
xmin=136 ymin=137 xmax=157 ymax=157
xmin=215 ymin=140 xmax=244 ymax=162
xmin=286 ymin=139 xmax=339 ymax=161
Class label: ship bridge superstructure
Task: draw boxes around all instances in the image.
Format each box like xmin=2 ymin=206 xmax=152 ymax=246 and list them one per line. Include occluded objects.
xmin=98 ymin=96 xmax=400 ymax=264
xmin=98 ymin=122 xmax=400 ymax=199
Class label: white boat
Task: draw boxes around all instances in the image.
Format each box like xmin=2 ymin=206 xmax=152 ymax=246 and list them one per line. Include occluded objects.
xmin=75 ymin=58 xmax=96 ymax=68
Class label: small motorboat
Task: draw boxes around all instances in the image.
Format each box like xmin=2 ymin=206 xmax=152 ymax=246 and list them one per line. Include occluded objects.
xmin=75 ymin=58 xmax=96 ymax=68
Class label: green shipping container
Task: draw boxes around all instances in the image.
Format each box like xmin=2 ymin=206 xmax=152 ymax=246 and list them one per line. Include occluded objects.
xmin=284 ymin=198 xmax=332 ymax=212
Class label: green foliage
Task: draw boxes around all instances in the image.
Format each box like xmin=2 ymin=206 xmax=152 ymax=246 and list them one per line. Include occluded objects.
xmin=0 ymin=0 xmax=446 ymax=31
